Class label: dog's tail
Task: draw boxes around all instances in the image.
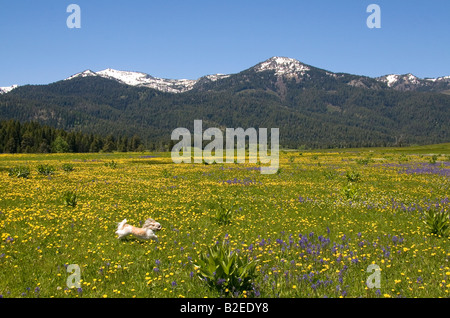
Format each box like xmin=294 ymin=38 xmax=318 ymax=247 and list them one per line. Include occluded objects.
xmin=117 ymin=219 xmax=127 ymax=231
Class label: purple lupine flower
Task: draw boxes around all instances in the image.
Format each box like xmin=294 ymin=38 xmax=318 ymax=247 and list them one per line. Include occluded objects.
xmin=392 ymin=235 xmax=398 ymax=245
xmin=216 ymin=279 xmax=226 ymax=285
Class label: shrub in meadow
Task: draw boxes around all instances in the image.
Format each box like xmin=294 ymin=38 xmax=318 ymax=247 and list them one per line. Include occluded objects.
xmin=61 ymin=163 xmax=74 ymax=172
xmin=8 ymin=166 xmax=30 ymax=178
xmin=422 ymin=208 xmax=450 ymax=238
xmin=429 ymin=155 xmax=438 ymax=165
xmin=194 ymin=240 xmax=258 ymax=296
xmin=208 ymin=196 xmax=236 ymax=226
xmin=104 ymin=160 xmax=117 ymax=168
xmin=62 ymin=191 xmax=78 ymax=208
xmin=356 ymin=157 xmax=373 ymax=165
xmin=37 ymin=164 xmax=55 ymax=176
xmin=341 ymin=182 xmax=358 ymax=200
xmin=346 ymin=170 xmax=361 ymax=183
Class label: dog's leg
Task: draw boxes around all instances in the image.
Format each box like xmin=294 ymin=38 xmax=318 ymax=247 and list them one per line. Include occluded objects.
xmin=116 ymin=229 xmax=129 ymax=239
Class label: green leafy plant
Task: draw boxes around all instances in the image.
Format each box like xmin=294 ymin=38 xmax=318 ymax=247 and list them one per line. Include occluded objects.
xmin=422 ymin=208 xmax=450 ymax=238
xmin=356 ymin=157 xmax=373 ymax=165
xmin=323 ymin=170 xmax=338 ymax=180
xmin=429 ymin=155 xmax=438 ymax=165
xmin=398 ymin=154 xmax=409 ymax=163
xmin=62 ymin=163 xmax=74 ymax=172
xmin=104 ymin=160 xmax=117 ymax=168
xmin=194 ymin=240 xmax=259 ymax=295
xmin=210 ymin=197 xmax=236 ymax=226
xmin=341 ymin=182 xmax=358 ymax=200
xmin=62 ymin=191 xmax=78 ymax=208
xmin=161 ymin=168 xmax=172 ymax=178
xmin=346 ymin=170 xmax=361 ymax=183
xmin=8 ymin=166 xmax=30 ymax=178
xmin=37 ymin=164 xmax=55 ymax=176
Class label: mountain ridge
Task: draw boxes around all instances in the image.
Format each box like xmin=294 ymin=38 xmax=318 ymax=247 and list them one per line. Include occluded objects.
xmin=2 ymin=56 xmax=449 ymax=95
xmin=0 ymin=56 xmax=449 ymax=149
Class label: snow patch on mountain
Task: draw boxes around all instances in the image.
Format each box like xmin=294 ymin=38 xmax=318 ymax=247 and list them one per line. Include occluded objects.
xmin=425 ymin=75 xmax=450 ymax=82
xmin=254 ymin=56 xmax=310 ymax=77
xmin=65 ymin=68 xmax=231 ymax=93
xmin=202 ymin=74 xmax=231 ymax=82
xmin=65 ymin=70 xmax=98 ymax=81
xmin=0 ymin=85 xmax=19 ymax=94
xmin=377 ymin=73 xmax=421 ymax=87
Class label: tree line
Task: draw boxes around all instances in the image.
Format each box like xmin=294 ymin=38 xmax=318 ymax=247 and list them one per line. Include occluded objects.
xmin=0 ymin=119 xmax=147 ymax=154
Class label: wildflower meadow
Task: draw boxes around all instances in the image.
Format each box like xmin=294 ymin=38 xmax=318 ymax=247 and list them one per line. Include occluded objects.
xmin=0 ymin=144 xmax=449 ymax=298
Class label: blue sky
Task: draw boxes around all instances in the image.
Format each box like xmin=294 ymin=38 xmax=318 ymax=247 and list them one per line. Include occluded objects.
xmin=1 ymin=0 xmax=449 ymax=86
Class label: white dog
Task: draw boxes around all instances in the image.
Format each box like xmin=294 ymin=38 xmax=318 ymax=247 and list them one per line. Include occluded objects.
xmin=115 ymin=218 xmax=162 ymax=241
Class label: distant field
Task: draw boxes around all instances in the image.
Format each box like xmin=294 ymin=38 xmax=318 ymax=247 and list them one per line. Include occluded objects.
xmin=0 ymin=144 xmax=449 ymax=298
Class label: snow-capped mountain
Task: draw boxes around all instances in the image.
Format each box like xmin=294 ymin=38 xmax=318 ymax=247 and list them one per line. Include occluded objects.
xmin=425 ymin=75 xmax=450 ymax=82
xmin=65 ymin=70 xmax=97 ymax=81
xmin=64 ymin=57 xmax=316 ymax=93
xmin=376 ymin=73 xmax=450 ymax=91
xmin=65 ymin=68 xmax=225 ymax=94
xmin=96 ymin=68 xmax=198 ymax=93
xmin=0 ymin=85 xmax=18 ymax=95
xmin=1 ymin=57 xmax=449 ymax=95
xmin=253 ymin=56 xmax=311 ymax=78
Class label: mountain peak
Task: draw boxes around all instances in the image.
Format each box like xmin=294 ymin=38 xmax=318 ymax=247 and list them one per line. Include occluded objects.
xmin=65 ymin=70 xmax=98 ymax=81
xmin=254 ymin=56 xmax=310 ymax=77
xmin=377 ymin=73 xmax=421 ymax=88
